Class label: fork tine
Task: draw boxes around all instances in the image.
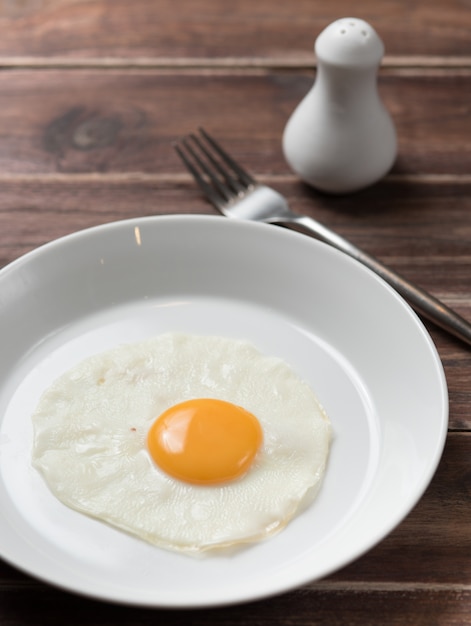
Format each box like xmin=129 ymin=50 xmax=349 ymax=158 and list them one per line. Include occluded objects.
xmin=190 ymin=132 xmax=244 ymax=195
xmin=174 ymin=128 xmax=258 ymax=212
xmin=183 ymin=136 xmax=234 ymax=202
xmin=174 ymin=142 xmax=228 ymax=210
xmin=198 ymin=128 xmax=256 ymax=188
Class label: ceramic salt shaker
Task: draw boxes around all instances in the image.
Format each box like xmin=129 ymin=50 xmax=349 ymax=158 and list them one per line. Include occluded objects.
xmin=282 ymin=18 xmax=397 ymax=194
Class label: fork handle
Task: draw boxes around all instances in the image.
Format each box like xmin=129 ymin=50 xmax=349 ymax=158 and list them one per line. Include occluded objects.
xmin=290 ymin=214 xmax=471 ymax=347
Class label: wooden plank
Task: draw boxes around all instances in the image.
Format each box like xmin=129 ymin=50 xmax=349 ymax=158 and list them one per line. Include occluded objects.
xmin=0 ymin=70 xmax=469 ymax=176
xmin=0 ymin=0 xmax=470 ymax=61
xmin=0 ymin=584 xmax=468 ymax=626
xmin=0 ymin=3 xmax=468 ymax=626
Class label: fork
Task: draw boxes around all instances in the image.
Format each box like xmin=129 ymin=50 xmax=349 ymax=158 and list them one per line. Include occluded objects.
xmin=174 ymin=128 xmax=471 ymax=348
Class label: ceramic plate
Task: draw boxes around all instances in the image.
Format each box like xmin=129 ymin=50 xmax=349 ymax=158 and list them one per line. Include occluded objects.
xmin=0 ymin=215 xmax=448 ymax=608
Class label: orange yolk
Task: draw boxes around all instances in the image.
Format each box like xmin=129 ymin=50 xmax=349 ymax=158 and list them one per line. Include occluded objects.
xmin=147 ymin=398 xmax=263 ymax=485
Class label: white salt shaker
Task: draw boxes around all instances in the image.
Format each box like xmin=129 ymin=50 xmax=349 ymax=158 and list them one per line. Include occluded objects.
xmin=282 ymin=18 xmax=397 ymax=193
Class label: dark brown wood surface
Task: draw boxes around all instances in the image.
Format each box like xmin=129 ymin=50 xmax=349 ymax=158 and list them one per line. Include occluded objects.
xmin=0 ymin=1 xmax=470 ymax=624
xmin=0 ymin=0 xmax=470 ymax=61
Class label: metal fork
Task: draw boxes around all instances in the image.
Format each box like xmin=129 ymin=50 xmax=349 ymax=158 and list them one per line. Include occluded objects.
xmin=174 ymin=128 xmax=471 ymax=348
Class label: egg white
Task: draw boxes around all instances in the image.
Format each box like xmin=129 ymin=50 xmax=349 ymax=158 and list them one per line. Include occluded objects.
xmin=32 ymin=333 xmax=331 ymax=554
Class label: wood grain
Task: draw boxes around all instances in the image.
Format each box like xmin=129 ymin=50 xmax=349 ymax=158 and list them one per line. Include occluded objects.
xmin=0 ymin=583 xmax=468 ymax=626
xmin=0 ymin=1 xmax=469 ymax=623
xmin=0 ymin=585 xmax=469 ymax=626
xmin=0 ymin=0 xmax=470 ymax=62
xmin=0 ymin=70 xmax=469 ymax=175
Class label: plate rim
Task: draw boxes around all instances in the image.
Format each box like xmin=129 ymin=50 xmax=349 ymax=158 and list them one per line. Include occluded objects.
xmin=0 ymin=214 xmax=449 ymax=607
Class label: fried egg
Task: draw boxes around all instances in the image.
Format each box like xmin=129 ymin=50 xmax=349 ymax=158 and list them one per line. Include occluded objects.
xmin=32 ymin=333 xmax=331 ymax=554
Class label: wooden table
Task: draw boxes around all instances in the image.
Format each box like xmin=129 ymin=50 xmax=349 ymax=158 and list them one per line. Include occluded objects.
xmin=0 ymin=1 xmax=470 ymax=624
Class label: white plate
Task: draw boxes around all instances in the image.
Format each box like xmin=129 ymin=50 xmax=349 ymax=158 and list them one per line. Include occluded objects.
xmin=0 ymin=215 xmax=448 ymax=608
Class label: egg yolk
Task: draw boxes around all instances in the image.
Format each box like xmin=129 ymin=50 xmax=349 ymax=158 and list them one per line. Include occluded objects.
xmin=147 ymin=398 xmax=263 ymax=485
